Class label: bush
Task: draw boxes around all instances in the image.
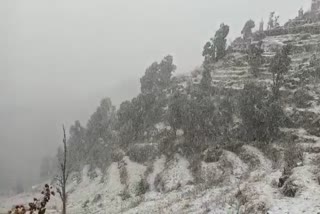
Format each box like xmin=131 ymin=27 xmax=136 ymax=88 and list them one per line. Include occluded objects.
xmin=135 ymin=178 xmax=150 ymax=196
xmin=283 ymin=142 xmax=304 ymax=174
xmin=269 ymin=45 xmax=291 ymax=99
xmin=154 ymin=174 xmax=165 ymax=192
xmin=247 ymin=42 xmax=264 ymax=76
xmin=127 ymin=144 xmax=159 ymax=164
xmin=239 ymin=82 xmax=285 ymax=142
xmin=92 ymin=194 xmax=102 ymax=204
xmin=202 ymin=146 xmax=223 ymax=163
xmin=119 ymin=189 xmax=131 ymax=201
xmin=8 ymin=184 xmax=55 ymax=214
xmin=282 ymin=180 xmax=298 ymax=197
xmin=259 ymin=144 xmax=282 ymax=169
xmin=118 ymin=161 xmax=128 ymax=186
xmin=293 ymin=88 xmax=313 ymax=108
xmin=300 ymin=33 xmax=311 ymax=40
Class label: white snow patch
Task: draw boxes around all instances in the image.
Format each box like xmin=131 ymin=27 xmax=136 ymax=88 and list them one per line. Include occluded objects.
xmin=123 ymin=156 xmax=147 ymax=195
xmin=147 ymin=155 xmax=166 ymax=191
xmin=157 ymin=154 xmax=193 ymax=192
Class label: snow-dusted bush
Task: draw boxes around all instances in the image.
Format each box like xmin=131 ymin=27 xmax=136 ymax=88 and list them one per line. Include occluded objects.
xmin=8 ymin=184 xmax=55 ymax=214
xmin=283 ymin=142 xmax=304 ymax=174
xmin=135 ymin=178 xmax=149 ymax=196
xmin=247 ymin=41 xmax=264 ymax=76
xmin=127 ymin=144 xmax=159 ymax=164
xmin=293 ymin=88 xmax=314 ymax=108
xmin=282 ymin=180 xmax=298 ymax=197
xmin=238 ymin=82 xmax=285 ymax=142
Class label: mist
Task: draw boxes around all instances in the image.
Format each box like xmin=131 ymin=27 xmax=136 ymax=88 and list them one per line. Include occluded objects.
xmin=0 ymin=0 xmax=310 ymax=192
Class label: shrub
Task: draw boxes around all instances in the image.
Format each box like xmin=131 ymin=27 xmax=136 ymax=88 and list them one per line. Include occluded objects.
xmin=127 ymin=144 xmax=159 ymax=164
xmin=135 ymin=178 xmax=150 ymax=196
xmin=259 ymin=144 xmax=282 ymax=169
xmin=282 ymin=180 xmax=298 ymax=197
xmin=202 ymin=146 xmax=223 ymax=163
xmin=239 ymin=82 xmax=285 ymax=142
xmin=269 ymin=45 xmax=291 ymax=99
xmin=283 ymin=142 xmax=304 ymax=174
xmin=118 ymin=161 xmax=128 ymax=186
xmin=8 ymin=184 xmax=55 ymax=214
xmin=92 ymin=194 xmax=102 ymax=204
xmin=293 ymin=88 xmax=313 ymax=108
xmin=154 ymin=174 xmax=164 ymax=192
xmin=300 ymin=33 xmax=311 ymax=40
xmin=119 ymin=189 xmax=131 ymax=201
xmin=247 ymin=42 xmax=264 ymax=76
xmin=202 ymin=23 xmax=230 ymax=62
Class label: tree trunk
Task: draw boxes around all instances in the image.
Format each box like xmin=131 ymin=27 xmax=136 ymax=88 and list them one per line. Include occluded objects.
xmin=60 ymin=125 xmax=68 ymax=214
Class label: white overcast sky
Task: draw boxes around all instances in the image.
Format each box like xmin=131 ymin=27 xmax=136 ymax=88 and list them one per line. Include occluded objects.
xmin=0 ymin=0 xmax=311 ymax=190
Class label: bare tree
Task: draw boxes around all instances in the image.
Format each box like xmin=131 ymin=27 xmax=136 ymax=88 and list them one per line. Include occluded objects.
xmin=56 ymin=125 xmax=69 ymax=214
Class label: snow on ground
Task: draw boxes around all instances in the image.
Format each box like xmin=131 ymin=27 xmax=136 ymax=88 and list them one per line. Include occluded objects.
xmin=241 ymin=145 xmax=273 ymax=175
xmin=123 ymin=156 xmax=147 ymax=195
xmin=3 ymin=144 xmax=320 ymax=213
xmin=269 ymin=164 xmax=320 ymax=214
xmin=4 ymin=21 xmax=320 ymax=214
xmin=0 ymin=191 xmax=61 ymax=214
xmin=156 ymin=154 xmax=194 ymax=193
xmin=147 ymin=155 xmax=166 ymax=191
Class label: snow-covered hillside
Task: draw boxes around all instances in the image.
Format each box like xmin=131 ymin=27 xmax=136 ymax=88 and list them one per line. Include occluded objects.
xmin=3 ymin=140 xmax=320 ymax=213
xmin=4 ymin=3 xmax=320 ymax=214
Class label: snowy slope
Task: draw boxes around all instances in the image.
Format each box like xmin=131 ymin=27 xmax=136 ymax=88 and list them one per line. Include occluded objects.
xmin=2 ymin=140 xmax=320 ymax=214
xmin=4 ymin=7 xmax=320 ymax=214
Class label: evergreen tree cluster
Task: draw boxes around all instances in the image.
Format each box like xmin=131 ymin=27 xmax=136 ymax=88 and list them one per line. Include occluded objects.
xmin=60 ymin=27 xmax=291 ymax=171
xmin=203 ymin=23 xmax=230 ymax=64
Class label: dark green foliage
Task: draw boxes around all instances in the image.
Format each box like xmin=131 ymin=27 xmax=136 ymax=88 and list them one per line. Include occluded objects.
xmin=216 ymin=97 xmax=234 ymax=137
xmin=241 ymin=20 xmax=255 ymax=40
xmin=239 ymin=83 xmax=284 ymax=142
xmin=127 ymin=144 xmax=159 ymax=163
xmin=168 ymin=91 xmax=188 ymax=134
xmin=67 ymin=120 xmax=86 ymax=171
xmin=202 ymin=23 xmax=230 ymax=64
xmin=168 ymin=85 xmax=234 ymax=155
xmin=117 ymin=91 xmax=167 ymax=148
xmin=183 ymin=97 xmax=217 ymax=143
xmin=283 ymin=142 xmax=304 ymax=172
xmin=293 ymin=88 xmax=313 ymax=108
xmin=136 ymin=178 xmax=149 ymax=196
xmin=86 ymin=98 xmax=117 ymax=168
xmin=309 ymin=54 xmax=320 ymax=77
xmin=86 ymin=98 xmax=116 ymax=144
xmin=202 ymin=41 xmax=215 ymax=64
xmin=139 ymin=55 xmax=176 ymax=137
xmin=117 ymin=100 xmax=136 ymax=146
xmin=200 ymin=67 xmax=213 ymax=94
xmin=168 ymin=92 xmax=217 ymax=145
xmin=119 ymin=55 xmax=176 ymax=143
xmin=269 ymin=45 xmax=291 ymax=99
xmin=140 ymin=55 xmax=176 ymax=94
xmin=245 ymin=45 xmax=290 ymax=142
xmin=247 ymin=41 xmax=264 ymax=76
xmin=214 ymin=23 xmax=230 ymax=60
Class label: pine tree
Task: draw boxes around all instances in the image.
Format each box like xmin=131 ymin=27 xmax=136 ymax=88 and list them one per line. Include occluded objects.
xmin=269 ymin=45 xmax=291 ymax=99
xmin=247 ymin=41 xmax=264 ymax=76
xmin=200 ymin=67 xmax=212 ymax=93
xmin=202 ymin=41 xmax=215 ymax=64
xmin=214 ymin=23 xmax=230 ymax=60
xmin=241 ymin=20 xmax=255 ymax=40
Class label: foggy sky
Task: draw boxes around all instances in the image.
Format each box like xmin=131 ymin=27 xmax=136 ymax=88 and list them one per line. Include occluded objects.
xmin=0 ymin=0 xmax=310 ymax=191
